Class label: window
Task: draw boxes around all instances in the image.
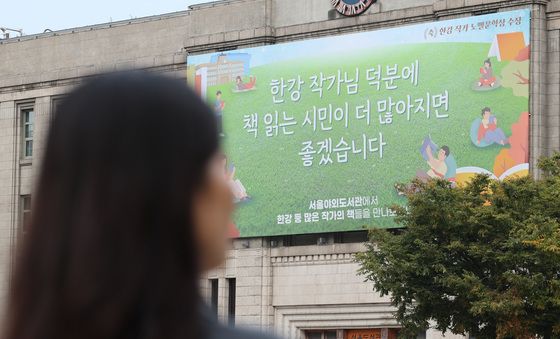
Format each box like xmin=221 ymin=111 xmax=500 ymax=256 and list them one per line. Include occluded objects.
xmin=285 ymin=233 xmax=330 ymax=247
xmin=227 ymin=278 xmax=236 ymax=326
xmin=334 ymin=231 xmax=368 ymax=243
xmin=20 ymin=195 xmax=31 ymax=234
xmin=307 ymin=332 xmax=322 ymax=339
xmin=20 ymin=107 xmax=34 ymax=158
xmin=210 ymin=279 xmax=218 ymax=316
xmin=305 ymin=330 xmax=337 ymax=339
xmin=51 ymin=96 xmax=64 ymax=121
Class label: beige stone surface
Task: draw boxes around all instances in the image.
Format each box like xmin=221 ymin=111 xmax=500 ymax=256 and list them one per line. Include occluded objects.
xmin=1 ymin=0 xmax=559 ymax=338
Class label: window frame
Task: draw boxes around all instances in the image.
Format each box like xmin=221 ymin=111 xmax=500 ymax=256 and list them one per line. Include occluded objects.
xmin=227 ymin=277 xmax=236 ymax=326
xmin=19 ymin=103 xmax=35 ymax=159
xmin=50 ymin=95 xmax=65 ymax=122
xmin=209 ymin=278 xmax=219 ymax=316
xmin=305 ymin=330 xmax=337 ymax=339
xmin=20 ymin=195 xmax=31 ymax=235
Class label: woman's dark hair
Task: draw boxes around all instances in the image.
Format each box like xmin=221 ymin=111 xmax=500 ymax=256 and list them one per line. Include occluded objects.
xmin=4 ymin=72 xmax=219 ymax=339
xmin=481 ymin=106 xmax=492 ymax=116
xmin=441 ymin=145 xmax=450 ymax=157
xmin=484 ymin=58 xmax=491 ymax=66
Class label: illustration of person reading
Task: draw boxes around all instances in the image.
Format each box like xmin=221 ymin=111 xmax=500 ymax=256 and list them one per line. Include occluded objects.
xmin=221 ymin=155 xmax=250 ymax=203
xmin=417 ymin=136 xmax=457 ymax=182
xmin=214 ymin=90 xmax=225 ymax=137
xmin=478 ymin=58 xmax=496 ymax=87
xmin=395 ymin=137 xmax=456 ymax=195
xmin=235 ymin=75 xmax=257 ymax=91
xmin=476 ymin=107 xmax=509 ymax=146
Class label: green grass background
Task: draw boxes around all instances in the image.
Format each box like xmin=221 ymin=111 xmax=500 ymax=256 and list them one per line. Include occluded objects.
xmin=205 ymin=43 xmax=528 ymax=237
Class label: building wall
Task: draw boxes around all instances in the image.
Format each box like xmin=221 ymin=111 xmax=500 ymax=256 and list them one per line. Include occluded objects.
xmin=1 ymin=0 xmax=559 ymax=338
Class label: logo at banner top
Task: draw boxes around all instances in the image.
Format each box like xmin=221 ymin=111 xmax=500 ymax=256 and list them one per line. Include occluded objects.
xmin=331 ymin=0 xmax=377 ymax=17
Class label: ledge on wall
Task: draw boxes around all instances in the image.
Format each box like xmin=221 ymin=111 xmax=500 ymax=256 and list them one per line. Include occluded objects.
xmin=188 ymin=0 xmax=255 ymax=11
xmin=271 ymin=242 xmax=366 ymax=260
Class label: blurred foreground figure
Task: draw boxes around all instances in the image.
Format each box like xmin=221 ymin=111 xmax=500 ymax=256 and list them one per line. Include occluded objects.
xmin=2 ymin=72 xmax=277 ymax=339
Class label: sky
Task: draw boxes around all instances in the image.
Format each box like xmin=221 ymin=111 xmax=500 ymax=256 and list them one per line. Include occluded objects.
xmin=1 ymin=0 xmax=208 ymax=35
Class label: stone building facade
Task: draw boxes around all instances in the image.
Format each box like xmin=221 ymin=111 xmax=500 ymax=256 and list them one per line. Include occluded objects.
xmin=0 ymin=0 xmax=559 ymax=338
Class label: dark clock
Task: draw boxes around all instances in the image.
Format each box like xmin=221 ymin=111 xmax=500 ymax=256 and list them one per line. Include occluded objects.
xmin=331 ymin=0 xmax=376 ymax=17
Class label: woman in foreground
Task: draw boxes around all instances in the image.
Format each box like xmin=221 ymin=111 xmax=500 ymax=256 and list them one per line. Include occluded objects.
xmin=3 ymin=72 xmax=277 ymax=339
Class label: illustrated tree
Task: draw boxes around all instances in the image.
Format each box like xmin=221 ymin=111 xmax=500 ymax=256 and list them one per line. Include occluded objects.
xmin=357 ymin=154 xmax=560 ymax=339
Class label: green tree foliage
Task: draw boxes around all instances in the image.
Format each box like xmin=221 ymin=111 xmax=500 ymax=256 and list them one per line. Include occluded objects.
xmin=357 ymin=154 xmax=560 ymax=339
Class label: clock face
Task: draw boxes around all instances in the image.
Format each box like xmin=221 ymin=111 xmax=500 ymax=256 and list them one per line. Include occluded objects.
xmin=331 ymin=0 xmax=376 ymax=17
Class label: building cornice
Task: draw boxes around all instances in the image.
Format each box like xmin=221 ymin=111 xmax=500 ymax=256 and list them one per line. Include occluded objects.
xmin=0 ymin=11 xmax=189 ymax=46
xmin=185 ymin=0 xmax=549 ymax=55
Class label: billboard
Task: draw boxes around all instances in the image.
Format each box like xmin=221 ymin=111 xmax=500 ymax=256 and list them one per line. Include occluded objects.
xmin=187 ymin=9 xmax=531 ymax=238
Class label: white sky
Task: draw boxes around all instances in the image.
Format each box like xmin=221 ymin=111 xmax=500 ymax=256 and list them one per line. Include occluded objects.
xmin=1 ymin=0 xmax=208 ymax=35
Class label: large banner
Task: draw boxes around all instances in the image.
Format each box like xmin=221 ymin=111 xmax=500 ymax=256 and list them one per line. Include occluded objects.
xmin=187 ymin=9 xmax=531 ymax=238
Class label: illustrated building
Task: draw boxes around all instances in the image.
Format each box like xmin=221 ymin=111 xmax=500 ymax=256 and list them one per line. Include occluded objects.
xmin=196 ymin=55 xmax=245 ymax=86
xmin=211 ymin=52 xmax=252 ymax=75
xmin=0 ymin=1 xmax=559 ymax=339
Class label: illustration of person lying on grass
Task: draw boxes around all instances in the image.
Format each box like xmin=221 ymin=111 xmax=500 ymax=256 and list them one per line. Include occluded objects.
xmin=416 ymin=136 xmax=457 ymax=182
xmin=234 ymin=75 xmax=256 ymax=92
xmin=221 ymin=154 xmax=251 ymax=203
xmin=478 ymin=58 xmax=496 ymax=87
xmin=475 ymin=107 xmax=509 ymax=146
